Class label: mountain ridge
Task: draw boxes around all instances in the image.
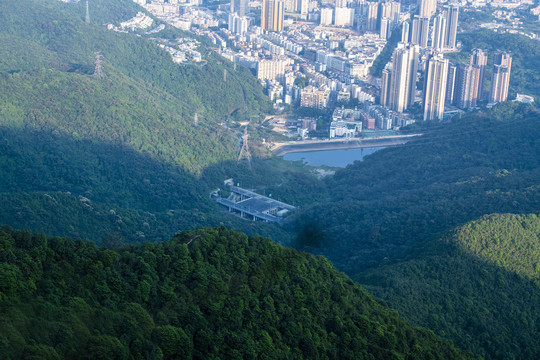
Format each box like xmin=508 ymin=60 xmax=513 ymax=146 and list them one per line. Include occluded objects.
xmin=0 ymin=226 xmax=476 ymax=359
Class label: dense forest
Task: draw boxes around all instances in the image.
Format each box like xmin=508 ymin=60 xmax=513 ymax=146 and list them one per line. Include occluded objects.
xmin=359 ymin=213 xmax=540 ymax=360
xmin=0 ymin=226 xmax=475 ymax=360
xmin=282 ymin=103 xmax=540 ymax=359
xmin=0 ymin=0 xmax=270 ymax=174
xmin=288 ymin=103 xmax=539 ymax=272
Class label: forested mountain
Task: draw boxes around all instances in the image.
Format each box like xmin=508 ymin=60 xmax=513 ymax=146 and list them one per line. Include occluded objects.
xmin=284 ymin=103 xmax=540 ymax=359
xmin=0 ymin=0 xmax=270 ymax=173
xmin=1 ymin=1 xmax=540 ymax=359
xmin=0 ymin=0 xmax=292 ymax=243
xmin=359 ymin=213 xmax=540 ymax=360
xmin=0 ymin=226 xmax=475 ymax=360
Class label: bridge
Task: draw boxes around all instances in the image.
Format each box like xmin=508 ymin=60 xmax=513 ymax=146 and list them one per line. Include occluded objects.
xmin=213 ymin=186 xmax=295 ymax=224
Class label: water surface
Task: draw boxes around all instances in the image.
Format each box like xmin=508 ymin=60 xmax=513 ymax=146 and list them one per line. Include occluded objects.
xmin=283 ymin=147 xmax=384 ymax=168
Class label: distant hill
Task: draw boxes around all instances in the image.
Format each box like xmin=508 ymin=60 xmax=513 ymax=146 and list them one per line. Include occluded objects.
xmin=359 ymin=213 xmax=540 ymax=360
xmin=0 ymin=226 xmax=475 ymax=359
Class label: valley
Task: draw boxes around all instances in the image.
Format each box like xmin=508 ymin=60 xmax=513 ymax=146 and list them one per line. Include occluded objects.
xmin=0 ymin=0 xmax=539 ymax=359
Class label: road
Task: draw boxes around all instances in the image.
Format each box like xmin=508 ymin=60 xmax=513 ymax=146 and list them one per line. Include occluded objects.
xmin=271 ymin=134 xmax=422 ymax=156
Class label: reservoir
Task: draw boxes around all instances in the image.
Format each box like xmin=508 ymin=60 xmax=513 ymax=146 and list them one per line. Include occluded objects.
xmin=283 ymin=147 xmax=384 ymax=168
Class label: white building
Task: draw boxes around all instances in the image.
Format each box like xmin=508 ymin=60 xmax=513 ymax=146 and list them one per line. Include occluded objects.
xmin=334 ymin=7 xmax=354 ymax=27
xmin=320 ymin=8 xmax=333 ymax=25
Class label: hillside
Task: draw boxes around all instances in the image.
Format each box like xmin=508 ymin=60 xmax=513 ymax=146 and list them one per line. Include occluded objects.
xmin=447 ymin=29 xmax=540 ymax=100
xmin=450 ymin=213 xmax=540 ymax=281
xmin=281 ymin=103 xmax=540 ymax=360
xmin=0 ymin=226 xmax=475 ymax=359
xmin=0 ymin=0 xmax=302 ymax=243
xmin=0 ymin=0 xmax=270 ymax=173
xmin=359 ymin=213 xmax=540 ymax=360
xmin=289 ymin=103 xmax=540 ymax=273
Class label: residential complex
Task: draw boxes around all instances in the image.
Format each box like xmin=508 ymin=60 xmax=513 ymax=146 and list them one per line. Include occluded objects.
xmin=117 ymin=0 xmax=519 ymax=139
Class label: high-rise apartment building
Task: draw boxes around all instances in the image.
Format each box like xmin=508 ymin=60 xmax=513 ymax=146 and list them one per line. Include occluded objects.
xmin=261 ymin=0 xmax=284 ymax=31
xmin=445 ymin=64 xmax=457 ymax=104
xmin=386 ymin=43 xmax=420 ymax=113
xmin=443 ymin=5 xmax=459 ymax=49
xmin=489 ymin=51 xmax=512 ymax=103
xmin=334 ymin=7 xmax=354 ymax=27
xmin=379 ymin=1 xmax=401 ymax=26
xmin=455 ymin=64 xmax=481 ymax=108
xmin=229 ymin=13 xmax=249 ymax=34
xmin=381 ymin=68 xmax=391 ymax=107
xmin=380 ymin=17 xmax=391 ymax=39
xmin=390 ymin=1 xmax=401 ymax=24
xmin=419 ymin=0 xmax=436 ymax=18
xmin=320 ymin=7 xmax=333 ymax=26
xmin=431 ymin=13 xmax=446 ymax=51
xmin=367 ymin=1 xmax=378 ymax=31
xmin=402 ymin=21 xmax=410 ymax=43
xmin=298 ymin=0 xmax=308 ymax=15
xmin=469 ymin=48 xmax=487 ymax=100
xmin=423 ymin=53 xmax=448 ymax=121
xmin=470 ymin=49 xmax=488 ymax=95
xmin=411 ymin=16 xmax=430 ymax=47
xmin=231 ymin=0 xmax=247 ymax=16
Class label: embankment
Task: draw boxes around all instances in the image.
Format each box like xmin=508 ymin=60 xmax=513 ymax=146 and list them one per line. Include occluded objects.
xmin=273 ymin=135 xmax=421 ymax=156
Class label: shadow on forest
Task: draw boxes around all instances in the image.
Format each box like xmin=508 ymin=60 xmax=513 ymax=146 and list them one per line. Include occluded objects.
xmin=0 ymin=126 xmax=290 ymax=245
xmin=357 ymin=237 xmax=540 ymax=360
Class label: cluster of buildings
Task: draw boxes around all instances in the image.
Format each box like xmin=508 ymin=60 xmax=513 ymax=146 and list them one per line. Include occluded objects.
xmin=210 ymin=0 xmax=398 ymax=112
xmin=156 ymin=38 xmax=203 ymax=63
xmin=328 ymin=103 xmax=413 ymax=138
xmin=291 ymin=102 xmax=413 ymax=140
xmin=380 ymin=0 xmax=514 ymax=122
xmin=105 ymin=11 xmax=155 ymax=32
xmin=133 ymin=0 xmax=218 ymax=30
xmin=218 ymin=22 xmax=384 ymax=109
xmin=100 ymin=0 xmax=525 ymax=136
